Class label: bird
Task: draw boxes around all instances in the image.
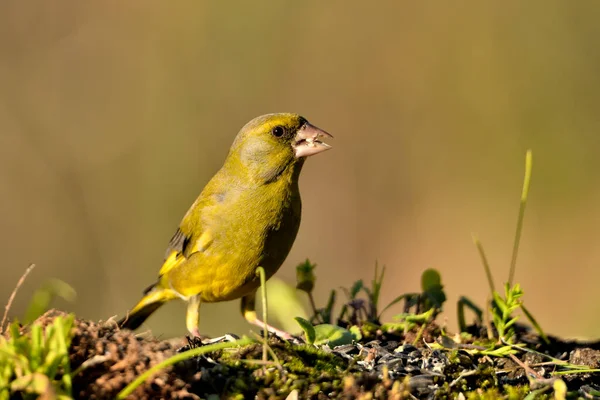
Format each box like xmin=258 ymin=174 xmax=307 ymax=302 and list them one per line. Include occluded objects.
xmin=118 ymin=113 xmax=332 ymax=338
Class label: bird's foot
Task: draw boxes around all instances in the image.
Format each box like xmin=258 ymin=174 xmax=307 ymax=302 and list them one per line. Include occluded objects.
xmin=251 ymin=319 xmax=293 ymax=341
xmin=189 ymin=327 xmax=202 ymax=338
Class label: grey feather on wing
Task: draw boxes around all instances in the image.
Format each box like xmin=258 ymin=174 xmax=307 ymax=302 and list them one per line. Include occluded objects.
xmin=164 ymin=228 xmax=190 ymax=260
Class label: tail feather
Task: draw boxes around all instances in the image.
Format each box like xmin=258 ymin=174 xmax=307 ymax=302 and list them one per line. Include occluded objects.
xmin=118 ymin=287 xmax=175 ymax=330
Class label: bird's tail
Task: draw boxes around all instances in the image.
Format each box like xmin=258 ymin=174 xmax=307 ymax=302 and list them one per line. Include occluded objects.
xmin=117 ymin=285 xmax=177 ymax=330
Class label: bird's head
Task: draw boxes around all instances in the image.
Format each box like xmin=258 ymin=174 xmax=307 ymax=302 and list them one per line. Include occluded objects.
xmin=227 ymin=113 xmax=332 ymax=184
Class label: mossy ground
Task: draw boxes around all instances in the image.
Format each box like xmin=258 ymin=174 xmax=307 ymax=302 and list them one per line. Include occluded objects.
xmin=14 ymin=309 xmax=600 ymax=399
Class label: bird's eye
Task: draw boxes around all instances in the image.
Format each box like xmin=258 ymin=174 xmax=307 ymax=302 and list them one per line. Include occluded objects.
xmin=272 ymin=126 xmax=284 ymax=138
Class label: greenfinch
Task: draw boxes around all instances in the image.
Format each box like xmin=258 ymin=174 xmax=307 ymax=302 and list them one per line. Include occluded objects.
xmin=118 ymin=113 xmax=332 ymax=337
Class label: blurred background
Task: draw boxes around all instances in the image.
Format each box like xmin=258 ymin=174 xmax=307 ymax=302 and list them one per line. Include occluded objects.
xmin=1 ymin=1 xmax=600 ymax=339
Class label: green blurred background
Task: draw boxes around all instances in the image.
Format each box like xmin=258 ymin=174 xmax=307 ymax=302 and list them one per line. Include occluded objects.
xmin=1 ymin=1 xmax=600 ymax=339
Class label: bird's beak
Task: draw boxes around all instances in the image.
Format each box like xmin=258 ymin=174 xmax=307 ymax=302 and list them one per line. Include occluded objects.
xmin=293 ymin=122 xmax=333 ymax=158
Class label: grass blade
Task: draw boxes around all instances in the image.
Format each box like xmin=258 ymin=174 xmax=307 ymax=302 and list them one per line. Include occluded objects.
xmin=508 ymin=149 xmax=532 ymax=285
xmin=521 ymin=304 xmax=549 ymax=345
xmin=472 ymin=235 xmax=495 ymax=293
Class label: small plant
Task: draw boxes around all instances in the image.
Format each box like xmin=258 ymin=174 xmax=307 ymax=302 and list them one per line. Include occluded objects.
xmin=296 ymin=258 xmax=448 ymax=331
xmin=294 ymin=316 xmax=358 ymax=347
xmin=295 ymin=260 xmax=448 ymax=347
xmin=460 ymin=150 xmax=549 ymax=344
xmin=296 ymin=260 xmax=340 ymax=326
xmin=0 ymin=315 xmax=75 ymax=400
xmin=361 ymin=262 xmax=386 ymax=321
xmin=380 ymin=308 xmax=435 ymax=344
xmin=380 ymin=268 xmax=447 ymax=319
xmin=338 ymin=278 xmax=368 ymax=325
xmin=491 ymin=283 xmax=523 ymax=342
xmin=0 ymin=263 xmax=80 ymax=400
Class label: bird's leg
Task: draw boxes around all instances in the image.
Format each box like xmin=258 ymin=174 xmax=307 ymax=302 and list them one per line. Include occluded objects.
xmin=241 ymin=291 xmax=293 ymax=340
xmin=186 ymin=294 xmax=237 ymax=344
xmin=186 ymin=294 xmax=202 ymax=337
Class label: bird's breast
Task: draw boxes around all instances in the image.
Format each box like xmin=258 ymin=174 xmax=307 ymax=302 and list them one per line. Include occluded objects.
xmin=168 ymin=181 xmax=302 ymax=303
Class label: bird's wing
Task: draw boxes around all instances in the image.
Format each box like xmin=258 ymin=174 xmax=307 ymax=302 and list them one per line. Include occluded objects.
xmin=158 ymin=228 xmax=190 ymax=276
xmin=165 ymin=227 xmax=190 ymax=257
xmin=158 ymin=197 xmax=216 ymax=276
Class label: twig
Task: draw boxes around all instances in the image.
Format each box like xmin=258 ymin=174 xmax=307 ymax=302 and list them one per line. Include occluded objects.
xmin=449 ymin=369 xmax=479 ymax=388
xmin=1 ymin=263 xmax=36 ymax=334
xmin=509 ymin=353 xmax=543 ymax=380
xmin=501 ymin=340 xmax=578 ymax=367
xmin=71 ymin=355 xmax=109 ymax=377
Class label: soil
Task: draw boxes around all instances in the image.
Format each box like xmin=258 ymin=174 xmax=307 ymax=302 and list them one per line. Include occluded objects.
xmin=27 ymin=310 xmax=600 ymax=399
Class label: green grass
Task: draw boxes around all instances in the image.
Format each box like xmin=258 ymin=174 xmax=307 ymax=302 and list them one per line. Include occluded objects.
xmin=0 ymin=315 xmax=75 ymax=400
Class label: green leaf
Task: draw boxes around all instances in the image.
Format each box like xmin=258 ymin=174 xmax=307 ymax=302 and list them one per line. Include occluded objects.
xmin=295 ymin=259 xmax=316 ymax=293
xmin=382 ymin=309 xmax=434 ymax=334
xmin=349 ymin=280 xmax=363 ymax=299
xmin=381 ymin=321 xmax=411 ymax=333
xmin=508 ymin=149 xmax=532 ymax=286
xmin=456 ymin=296 xmax=483 ymax=332
xmin=492 ymin=292 xmax=509 ymax=314
xmin=470 ymin=345 xmax=518 ymax=357
xmin=265 ymin=279 xmax=309 ymax=333
xmin=378 ymin=294 xmax=411 ymax=318
xmin=24 ymin=280 xmax=76 ymax=324
xmin=424 ymin=284 xmax=446 ymax=309
xmin=521 ymin=304 xmax=549 ymax=345
xmin=472 ymin=234 xmax=495 ymax=293
xmin=10 ymin=373 xmax=52 ymax=394
xmin=391 ymin=309 xmax=433 ymax=323
xmin=349 ymin=325 xmax=362 ymax=342
xmin=313 ymin=324 xmax=354 ymax=347
xmin=421 ymin=268 xmax=442 ymax=291
xmin=406 ymin=308 xmax=435 ymax=323
xmin=9 ymin=323 xmax=21 ymax=343
xmin=504 ymin=316 xmax=519 ymax=330
xmin=337 ymin=304 xmax=349 ymax=322
xmin=53 ymin=316 xmax=73 ymax=392
xmin=294 ymin=317 xmax=316 ymax=345
xmin=30 ymin=324 xmax=42 ymax=371
xmin=369 ymin=263 xmax=385 ymax=312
